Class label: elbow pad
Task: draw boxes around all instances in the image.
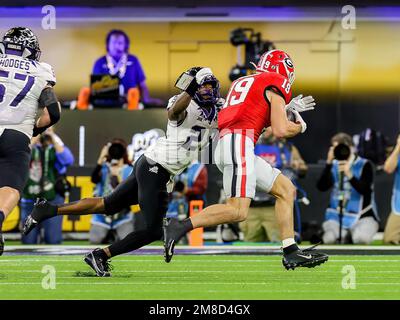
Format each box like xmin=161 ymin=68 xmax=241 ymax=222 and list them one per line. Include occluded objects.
xmin=33 ymin=125 xmax=47 ymax=137
xmin=47 ymin=102 xmax=61 ymax=125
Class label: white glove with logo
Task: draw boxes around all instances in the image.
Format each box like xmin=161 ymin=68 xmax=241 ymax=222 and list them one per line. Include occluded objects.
xmin=291 ymin=109 xmax=307 ymax=133
xmin=195 ymin=67 xmax=213 ymax=85
xmin=286 ymin=94 xmax=316 ymax=113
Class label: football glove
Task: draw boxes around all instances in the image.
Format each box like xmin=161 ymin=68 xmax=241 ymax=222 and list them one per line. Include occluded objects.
xmin=175 ymin=71 xmax=198 ymax=96
xmin=286 ymin=94 xmax=315 ymax=113
xmin=175 ymin=67 xmax=214 ymax=97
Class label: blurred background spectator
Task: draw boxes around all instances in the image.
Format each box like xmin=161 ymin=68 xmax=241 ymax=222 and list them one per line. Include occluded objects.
xmin=166 ymin=161 xmax=208 ymax=242
xmin=383 ymin=134 xmax=400 ymax=244
xmin=317 ymin=132 xmax=380 ymax=244
xmin=20 ymin=127 xmax=74 ymax=244
xmin=181 ymin=161 xmax=208 ymax=204
xmin=75 ymin=29 xmax=163 ymax=110
xmin=90 ymin=138 xmax=134 ymax=244
xmin=239 ymin=132 xmax=308 ymax=243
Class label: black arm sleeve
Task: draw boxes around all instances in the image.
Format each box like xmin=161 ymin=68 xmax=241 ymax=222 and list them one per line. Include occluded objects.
xmin=91 ymin=164 xmax=103 ymax=184
xmin=316 ymin=164 xmax=334 ymax=191
xmin=46 ymin=101 xmax=61 ymax=124
xmin=349 ymin=161 xmax=373 ymax=195
xmin=33 ymin=87 xmax=60 ymax=136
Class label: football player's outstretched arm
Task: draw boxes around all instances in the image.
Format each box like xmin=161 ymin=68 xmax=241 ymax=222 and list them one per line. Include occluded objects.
xmin=33 ymin=85 xmax=61 ymax=137
xmin=167 ymin=92 xmax=192 ymax=122
xmin=268 ymin=90 xmax=303 ymax=138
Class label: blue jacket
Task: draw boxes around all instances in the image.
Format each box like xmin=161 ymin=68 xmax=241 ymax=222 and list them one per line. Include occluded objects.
xmin=325 ymin=157 xmax=379 ymax=228
xmin=91 ymin=163 xmax=133 ymax=228
xmin=391 ymin=158 xmax=400 ymax=215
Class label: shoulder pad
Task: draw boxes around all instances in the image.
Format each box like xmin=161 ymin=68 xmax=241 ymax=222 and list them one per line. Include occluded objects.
xmin=261 ymin=72 xmax=292 ymax=104
xmin=37 ymin=62 xmax=56 ymax=86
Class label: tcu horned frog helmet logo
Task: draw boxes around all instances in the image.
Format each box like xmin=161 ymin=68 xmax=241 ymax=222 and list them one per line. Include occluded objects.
xmin=253 ymin=49 xmax=295 ymax=85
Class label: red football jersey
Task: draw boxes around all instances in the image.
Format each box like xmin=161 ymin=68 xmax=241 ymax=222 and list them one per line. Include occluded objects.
xmin=218 ymin=72 xmax=292 ymax=144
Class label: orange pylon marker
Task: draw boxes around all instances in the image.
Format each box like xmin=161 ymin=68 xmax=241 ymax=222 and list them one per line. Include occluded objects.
xmin=189 ymin=200 xmax=204 ymax=246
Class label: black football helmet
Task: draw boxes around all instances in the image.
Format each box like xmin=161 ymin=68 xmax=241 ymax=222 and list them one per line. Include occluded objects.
xmin=0 ymin=27 xmax=41 ymax=61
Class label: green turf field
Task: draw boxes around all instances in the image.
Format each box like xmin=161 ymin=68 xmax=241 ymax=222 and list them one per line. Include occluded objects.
xmin=0 ymin=255 xmax=399 ymax=300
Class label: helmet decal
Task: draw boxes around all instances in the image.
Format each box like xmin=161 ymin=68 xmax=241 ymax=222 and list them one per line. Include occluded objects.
xmin=1 ymin=27 xmax=41 ymax=61
xmin=254 ymin=49 xmax=295 ymax=85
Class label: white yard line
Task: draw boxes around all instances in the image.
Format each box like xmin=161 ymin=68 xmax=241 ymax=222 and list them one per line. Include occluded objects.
xmin=0 ymin=282 xmax=399 ymax=286
xmin=1 ymin=258 xmax=400 ymax=263
xmin=3 ymin=270 xmax=400 ymax=274
xmin=5 ymin=245 xmax=400 ymax=251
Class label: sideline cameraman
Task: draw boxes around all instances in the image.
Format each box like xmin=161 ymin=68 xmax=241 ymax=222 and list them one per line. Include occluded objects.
xmin=90 ymin=139 xmax=134 ymax=244
xmin=20 ymin=127 xmax=74 ymax=244
xmin=317 ymin=133 xmax=379 ymax=244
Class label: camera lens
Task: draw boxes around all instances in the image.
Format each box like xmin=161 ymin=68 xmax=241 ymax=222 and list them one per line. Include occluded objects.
xmin=333 ymin=143 xmax=351 ymax=161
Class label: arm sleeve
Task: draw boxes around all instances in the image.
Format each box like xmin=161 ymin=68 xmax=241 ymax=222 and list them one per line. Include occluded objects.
xmin=316 ymin=164 xmax=334 ymax=191
xmin=185 ymin=167 xmax=208 ymax=196
xmin=349 ymin=161 xmax=373 ymax=195
xmin=55 ymin=146 xmax=74 ymax=166
xmin=91 ymin=164 xmax=103 ymax=184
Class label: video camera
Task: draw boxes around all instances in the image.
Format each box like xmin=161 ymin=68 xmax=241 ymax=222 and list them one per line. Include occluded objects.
xmin=229 ymin=28 xmax=275 ymax=82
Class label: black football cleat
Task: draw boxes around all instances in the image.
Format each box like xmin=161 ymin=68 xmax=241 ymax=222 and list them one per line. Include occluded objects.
xmin=163 ymin=218 xmax=186 ymax=263
xmin=282 ymin=243 xmax=329 ymax=270
xmin=84 ymin=249 xmax=112 ymax=277
xmin=0 ymin=231 xmax=4 ymax=256
xmin=22 ymin=198 xmax=58 ymax=235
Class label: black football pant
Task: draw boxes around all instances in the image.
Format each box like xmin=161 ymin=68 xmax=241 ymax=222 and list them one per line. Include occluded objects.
xmin=103 ymin=155 xmax=170 ymax=257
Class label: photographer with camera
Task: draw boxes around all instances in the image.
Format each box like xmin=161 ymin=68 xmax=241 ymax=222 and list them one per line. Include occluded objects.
xmin=20 ymin=127 xmax=74 ymax=244
xmin=317 ymin=133 xmax=379 ymax=244
xmin=90 ymin=139 xmax=134 ymax=244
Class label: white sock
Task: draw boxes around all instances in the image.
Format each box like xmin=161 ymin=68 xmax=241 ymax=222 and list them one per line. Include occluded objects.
xmin=282 ymin=238 xmax=296 ymax=248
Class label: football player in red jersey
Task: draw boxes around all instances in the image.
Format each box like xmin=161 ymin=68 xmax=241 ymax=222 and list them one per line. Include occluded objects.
xmin=164 ymin=50 xmax=328 ymax=270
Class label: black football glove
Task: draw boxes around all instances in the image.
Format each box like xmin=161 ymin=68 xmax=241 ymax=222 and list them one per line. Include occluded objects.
xmin=175 ymin=67 xmax=214 ymax=97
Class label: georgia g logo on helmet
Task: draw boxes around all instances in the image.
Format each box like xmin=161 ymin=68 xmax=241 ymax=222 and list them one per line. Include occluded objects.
xmin=284 ymin=57 xmax=294 ymax=69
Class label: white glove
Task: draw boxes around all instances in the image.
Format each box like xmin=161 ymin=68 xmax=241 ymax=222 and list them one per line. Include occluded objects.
xmin=291 ymin=109 xmax=307 ymax=133
xmin=195 ymin=67 xmax=213 ymax=85
xmin=286 ymin=94 xmax=316 ymax=113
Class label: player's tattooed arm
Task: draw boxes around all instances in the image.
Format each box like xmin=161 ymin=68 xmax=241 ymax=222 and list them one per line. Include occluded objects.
xmin=38 ymin=85 xmax=58 ymax=107
xmin=33 ymin=86 xmax=61 ymax=137
xmin=167 ymin=92 xmax=192 ymax=122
